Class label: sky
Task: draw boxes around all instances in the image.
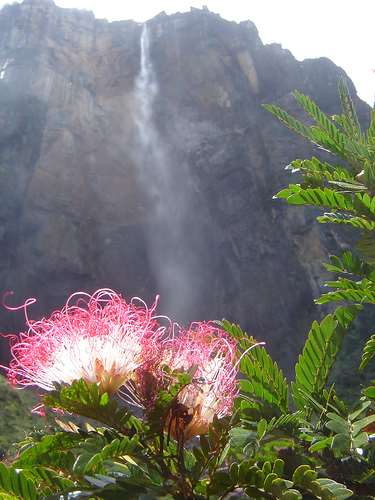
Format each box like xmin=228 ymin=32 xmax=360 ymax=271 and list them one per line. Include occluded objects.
xmin=0 ymin=0 xmax=374 ymax=105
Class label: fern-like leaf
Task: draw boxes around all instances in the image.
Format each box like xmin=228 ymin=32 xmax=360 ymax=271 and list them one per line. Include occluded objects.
xmin=0 ymin=463 xmax=38 ymax=500
xmin=292 ymin=307 xmax=358 ymax=411
xmin=360 ymin=334 xmax=375 ymax=370
xmin=262 ymin=104 xmax=312 ymax=140
xmin=317 ymin=212 xmax=375 ymax=230
xmin=367 ymin=108 xmax=375 ymax=144
xmin=337 ymin=80 xmax=362 ymax=141
xmin=75 ymin=435 xmax=141 ymax=475
xmin=293 ymin=91 xmax=348 ymax=154
xmin=316 ymin=277 xmax=375 ymax=305
xmin=14 ymin=432 xmax=83 ymax=469
xmin=219 ymin=320 xmax=289 ymax=412
xmin=21 ymin=467 xmax=74 ymax=496
xmin=319 ymin=213 xmax=375 ymax=230
xmin=275 ymin=185 xmax=355 ymax=212
xmin=356 ymin=231 xmax=375 ymax=265
xmin=288 ymin=157 xmax=353 ymax=182
xmin=323 ymin=251 xmax=370 ymax=277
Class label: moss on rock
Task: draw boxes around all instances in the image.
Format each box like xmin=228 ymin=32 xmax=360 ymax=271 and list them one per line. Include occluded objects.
xmin=0 ymin=375 xmax=41 ymax=452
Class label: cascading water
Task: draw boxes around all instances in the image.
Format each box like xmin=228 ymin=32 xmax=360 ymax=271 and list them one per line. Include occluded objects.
xmin=0 ymin=58 xmax=10 ymax=80
xmin=133 ymin=24 xmax=161 ymax=196
xmin=133 ymin=23 xmax=197 ymax=321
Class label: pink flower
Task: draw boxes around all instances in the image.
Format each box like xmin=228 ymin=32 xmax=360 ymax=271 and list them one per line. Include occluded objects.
xmin=1 ymin=289 xmax=166 ymax=397
xmin=137 ymin=322 xmax=239 ymax=441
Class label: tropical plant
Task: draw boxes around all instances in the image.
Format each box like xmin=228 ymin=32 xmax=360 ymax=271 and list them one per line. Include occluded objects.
xmin=0 ymin=84 xmax=374 ymax=499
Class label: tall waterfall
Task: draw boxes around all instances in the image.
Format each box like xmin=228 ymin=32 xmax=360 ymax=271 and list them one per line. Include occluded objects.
xmin=133 ymin=24 xmax=195 ymax=321
xmin=134 ymin=24 xmax=160 ymax=188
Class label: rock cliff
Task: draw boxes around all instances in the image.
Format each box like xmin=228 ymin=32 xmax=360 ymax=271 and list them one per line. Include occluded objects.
xmin=0 ymin=0 xmax=370 ymax=371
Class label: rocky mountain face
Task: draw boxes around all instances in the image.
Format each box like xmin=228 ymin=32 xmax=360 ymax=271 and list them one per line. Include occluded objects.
xmin=0 ymin=0 xmax=369 ymax=371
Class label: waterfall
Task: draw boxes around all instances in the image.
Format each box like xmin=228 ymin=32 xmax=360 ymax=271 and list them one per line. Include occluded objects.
xmin=133 ymin=24 xmax=195 ymax=321
xmin=0 ymin=59 xmax=10 ymax=80
xmin=135 ymin=26 xmax=156 ymax=146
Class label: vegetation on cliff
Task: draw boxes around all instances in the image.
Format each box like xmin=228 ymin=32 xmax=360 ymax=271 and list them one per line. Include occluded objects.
xmin=0 ymin=376 xmax=40 ymax=451
xmin=0 ymin=84 xmax=374 ymax=499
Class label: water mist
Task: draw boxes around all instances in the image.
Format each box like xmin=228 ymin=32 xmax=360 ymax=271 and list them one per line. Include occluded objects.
xmin=132 ymin=23 xmax=198 ymax=322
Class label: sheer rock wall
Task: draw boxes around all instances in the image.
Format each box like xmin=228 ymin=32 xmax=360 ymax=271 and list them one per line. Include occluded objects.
xmin=0 ymin=0 xmax=369 ymax=370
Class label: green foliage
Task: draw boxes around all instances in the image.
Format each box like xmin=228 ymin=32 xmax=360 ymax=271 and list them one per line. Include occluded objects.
xmin=264 ymin=88 xmax=371 ymax=169
xmin=330 ymin=306 xmax=375 ymax=403
xmin=43 ymin=379 xmax=136 ymax=434
xmin=207 ymin=458 xmax=352 ymax=499
xmin=0 ymin=462 xmax=38 ymax=500
xmin=360 ymin=334 xmax=375 ymax=369
xmin=363 ymin=383 xmax=375 ymax=400
xmin=292 ymin=307 xmax=358 ymax=411
xmin=276 ymin=185 xmax=356 ymax=211
xmin=14 ymin=431 xmax=84 ymax=469
xmin=325 ymin=401 xmax=375 ymax=455
xmin=262 ymin=83 xmax=375 ymax=499
xmin=292 ymin=464 xmax=353 ymax=499
xmin=219 ymin=320 xmax=289 ymax=413
xmin=266 ymin=84 xmax=375 ymax=376
xmin=0 ymin=376 xmax=42 ymax=451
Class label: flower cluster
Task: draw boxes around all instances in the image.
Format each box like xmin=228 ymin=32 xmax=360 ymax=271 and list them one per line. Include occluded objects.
xmin=1 ymin=288 xmax=256 ymax=440
xmin=2 ymin=289 xmax=164 ymax=397
xmin=158 ymin=322 xmax=238 ymax=440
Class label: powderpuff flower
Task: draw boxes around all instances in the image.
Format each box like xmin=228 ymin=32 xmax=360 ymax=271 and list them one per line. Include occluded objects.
xmin=137 ymin=322 xmax=244 ymax=441
xmin=1 ymin=289 xmax=166 ymax=399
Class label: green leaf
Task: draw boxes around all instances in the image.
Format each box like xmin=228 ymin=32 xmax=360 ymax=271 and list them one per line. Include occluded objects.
xmin=257 ymin=419 xmax=267 ymax=440
xmin=363 ymin=384 xmax=375 ymax=399
xmin=356 ymin=232 xmax=375 ymax=265
xmin=293 ymin=90 xmax=368 ymax=166
xmin=0 ymin=464 xmax=38 ymax=500
xmin=337 ymin=80 xmax=362 ymax=141
xmin=229 ymin=427 xmax=256 ymax=448
xmin=349 ymin=400 xmax=371 ymax=420
xmin=272 ymin=459 xmax=284 ymax=476
xmin=292 ymin=464 xmax=353 ymax=498
xmin=281 ymin=490 xmax=303 ymax=500
xmin=314 ymin=478 xmax=353 ymax=499
xmin=352 ymin=432 xmax=368 ymax=449
xmin=275 ymin=185 xmax=355 ymax=212
xmin=367 ymin=108 xmax=375 ymax=144
xmin=318 ymin=212 xmax=375 ymax=230
xmin=43 ymin=379 xmax=134 ymax=433
xmin=326 ymin=412 xmax=349 ymax=425
xmin=229 ymin=463 xmax=239 ymax=483
xmin=262 ymin=104 xmax=313 ymax=141
xmin=21 ymin=467 xmax=74 ymax=495
xmin=352 ymin=414 xmax=375 ymax=436
xmin=99 ymin=392 xmax=110 ymax=406
xmin=288 ymin=157 xmax=355 ymax=185
xmin=292 ymin=465 xmax=311 ymax=485
xmin=331 ymin=433 xmax=350 ymax=453
xmin=323 ymin=251 xmax=370 ymax=277
xmin=263 ymin=472 xmax=278 ymax=492
xmin=360 ymin=334 xmax=375 ymax=369
xmin=292 ymin=309 xmax=357 ymax=411
xmin=14 ymin=432 xmax=83 ymax=469
xmin=328 ymin=180 xmax=367 ymax=191
xmin=220 ymin=321 xmax=289 ymax=412
xmin=309 ymin=437 xmax=333 ymax=452
xmin=326 ymin=418 xmax=349 ymax=435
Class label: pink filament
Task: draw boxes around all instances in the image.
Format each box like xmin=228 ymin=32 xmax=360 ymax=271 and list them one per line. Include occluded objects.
xmin=146 ymin=321 xmax=239 ymax=420
xmin=0 ymin=289 xmax=166 ymax=391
